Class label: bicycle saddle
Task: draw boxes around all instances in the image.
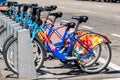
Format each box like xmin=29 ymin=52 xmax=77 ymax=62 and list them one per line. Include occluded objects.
xmin=72 ymin=16 xmax=88 ymax=23
xmin=49 ymin=12 xmax=63 ymax=18
xmin=50 ymin=5 xmax=57 ymax=10
xmin=37 ymin=7 xmax=44 ymax=12
xmin=61 ymin=22 xmax=76 ymax=29
xmin=28 ymin=3 xmax=38 ymax=8
xmin=13 ymin=3 xmax=23 ymax=8
xmin=44 ymin=5 xmax=57 ymax=11
xmin=31 ymin=3 xmax=38 ymax=7
xmin=44 ymin=6 xmax=52 ymax=11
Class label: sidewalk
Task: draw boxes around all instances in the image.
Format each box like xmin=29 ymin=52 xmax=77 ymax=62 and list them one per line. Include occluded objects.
xmin=0 ymin=71 xmax=4 ymax=80
xmin=0 ymin=55 xmax=4 ymax=80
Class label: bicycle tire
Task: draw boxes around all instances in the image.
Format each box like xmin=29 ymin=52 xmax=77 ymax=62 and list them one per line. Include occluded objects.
xmin=80 ymin=43 xmax=111 ymax=73
xmin=0 ymin=27 xmax=6 ymax=34
xmin=4 ymin=36 xmax=46 ymax=74
xmin=73 ymin=34 xmax=102 ymax=67
xmin=2 ymin=35 xmax=14 ymax=56
xmin=0 ymin=25 xmax=4 ymax=30
xmin=0 ymin=27 xmax=7 ymax=54
xmin=73 ymin=33 xmax=111 ymax=73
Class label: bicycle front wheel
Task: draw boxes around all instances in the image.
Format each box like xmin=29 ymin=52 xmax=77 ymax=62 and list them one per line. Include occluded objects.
xmin=4 ymin=37 xmax=46 ymax=74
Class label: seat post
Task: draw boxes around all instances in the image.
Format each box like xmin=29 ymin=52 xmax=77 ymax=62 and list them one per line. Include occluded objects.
xmin=75 ymin=21 xmax=81 ymax=33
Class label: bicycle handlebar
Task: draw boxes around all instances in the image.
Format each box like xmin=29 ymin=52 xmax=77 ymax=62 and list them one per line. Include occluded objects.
xmin=61 ymin=22 xmax=75 ymax=29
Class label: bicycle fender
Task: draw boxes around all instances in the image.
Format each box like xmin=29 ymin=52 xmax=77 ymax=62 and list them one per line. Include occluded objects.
xmin=79 ymin=33 xmax=111 ymax=48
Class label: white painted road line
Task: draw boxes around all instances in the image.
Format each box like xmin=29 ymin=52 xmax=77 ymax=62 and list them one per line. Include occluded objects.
xmin=103 ymin=78 xmax=120 ymax=80
xmin=99 ymin=58 xmax=120 ymax=71
xmin=97 ymin=5 xmax=103 ymax=7
xmin=59 ymin=6 xmax=65 ymax=9
xmin=116 ymin=15 xmax=120 ymax=18
xmin=108 ymin=62 xmax=120 ymax=70
xmin=81 ymin=25 xmax=94 ymax=29
xmin=61 ymin=20 xmax=69 ymax=23
xmin=79 ymin=10 xmax=92 ymax=13
xmin=111 ymin=33 xmax=120 ymax=37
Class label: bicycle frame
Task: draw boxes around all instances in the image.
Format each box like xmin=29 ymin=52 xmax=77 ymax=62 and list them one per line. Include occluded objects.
xmin=0 ymin=0 xmax=7 ymax=6
xmin=41 ymin=20 xmax=93 ymax=49
xmin=37 ymin=25 xmax=94 ymax=62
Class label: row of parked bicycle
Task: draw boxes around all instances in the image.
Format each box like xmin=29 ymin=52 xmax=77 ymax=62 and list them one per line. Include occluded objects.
xmin=0 ymin=1 xmax=112 ymax=75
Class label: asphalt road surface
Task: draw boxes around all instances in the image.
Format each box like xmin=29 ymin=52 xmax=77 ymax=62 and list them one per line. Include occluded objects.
xmin=0 ymin=0 xmax=120 ymax=80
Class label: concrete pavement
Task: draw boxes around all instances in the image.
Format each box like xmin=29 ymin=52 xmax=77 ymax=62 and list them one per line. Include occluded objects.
xmin=0 ymin=71 xmax=4 ymax=80
xmin=0 ymin=0 xmax=120 ymax=80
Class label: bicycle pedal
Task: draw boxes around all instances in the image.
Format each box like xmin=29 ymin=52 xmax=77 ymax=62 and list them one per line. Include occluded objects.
xmin=48 ymin=55 xmax=54 ymax=60
xmin=65 ymin=57 xmax=77 ymax=60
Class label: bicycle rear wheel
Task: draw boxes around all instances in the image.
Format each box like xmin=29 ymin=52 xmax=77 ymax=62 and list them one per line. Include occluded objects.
xmin=80 ymin=43 xmax=111 ymax=73
xmin=73 ymin=33 xmax=111 ymax=73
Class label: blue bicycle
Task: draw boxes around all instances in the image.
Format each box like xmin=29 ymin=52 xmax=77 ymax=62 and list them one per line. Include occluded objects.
xmin=37 ymin=15 xmax=112 ymax=73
